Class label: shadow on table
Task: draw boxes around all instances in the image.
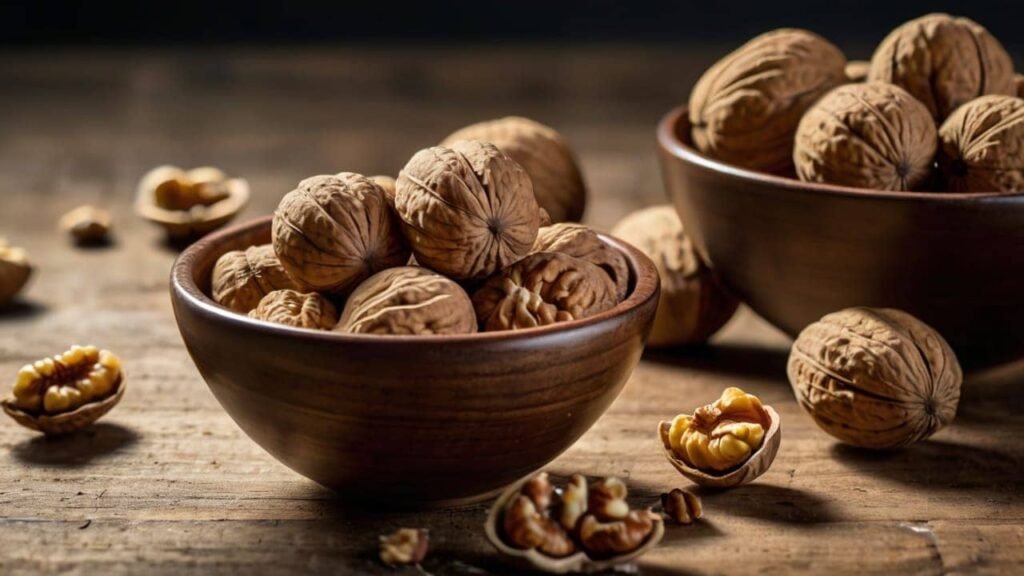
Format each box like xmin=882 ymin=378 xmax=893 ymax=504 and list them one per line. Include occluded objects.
xmin=693 ymin=483 xmax=841 ymax=524
xmin=0 ymin=299 xmax=48 ymax=321
xmin=11 ymin=422 xmax=139 ymax=467
xmin=642 ymin=343 xmax=790 ymax=382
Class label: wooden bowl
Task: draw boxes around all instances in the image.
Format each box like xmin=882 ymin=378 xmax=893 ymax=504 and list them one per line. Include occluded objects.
xmin=170 ymin=216 xmax=659 ymax=507
xmin=658 ymin=105 xmax=1024 ymax=370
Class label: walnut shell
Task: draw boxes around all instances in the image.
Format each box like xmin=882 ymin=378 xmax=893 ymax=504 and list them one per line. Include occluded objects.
xmin=441 ymin=117 xmax=586 ymax=223
xmin=396 ymin=140 xmax=541 ymax=281
xmin=532 ymin=223 xmax=629 ymax=301
xmin=211 ymin=244 xmax=299 ymax=313
xmin=689 ymin=28 xmax=847 ymax=174
xmin=135 ymin=165 xmax=249 ymax=241
xmin=868 ymin=13 xmax=1015 ymax=122
xmin=370 ymin=175 xmax=396 ymax=208
xmin=611 ymin=206 xmax=737 ymax=347
xmin=472 ymin=252 xmax=617 ymax=332
xmin=787 ymin=307 xmax=962 ymax=450
xmin=938 ymin=95 xmax=1024 ymax=193
xmin=272 ymin=172 xmax=410 ymax=296
xmin=248 ymin=289 xmax=338 ymax=330
xmin=0 ymin=238 xmax=32 ymax=306
xmin=337 ymin=266 xmax=477 ymax=335
xmin=794 ymin=82 xmax=937 ymax=191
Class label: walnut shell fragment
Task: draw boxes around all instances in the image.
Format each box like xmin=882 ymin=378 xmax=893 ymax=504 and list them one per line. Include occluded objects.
xmin=532 ymin=223 xmax=629 ymax=301
xmin=337 ymin=266 xmax=477 ymax=335
xmin=248 ymin=289 xmax=338 ymax=330
xmin=938 ymin=95 xmax=1024 ymax=193
xmin=689 ymin=28 xmax=847 ymax=174
xmin=60 ymin=205 xmax=112 ymax=245
xmin=211 ymin=244 xmax=299 ymax=313
xmin=0 ymin=238 xmax=32 ymax=306
xmin=135 ymin=165 xmax=249 ymax=241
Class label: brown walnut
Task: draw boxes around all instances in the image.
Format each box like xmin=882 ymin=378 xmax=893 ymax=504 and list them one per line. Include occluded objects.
xmin=532 ymin=223 xmax=629 ymax=301
xmin=0 ymin=238 xmax=32 ymax=306
xmin=503 ymin=495 xmax=577 ymax=558
xmin=794 ymin=82 xmax=937 ymax=191
xmin=379 ymin=528 xmax=429 ymax=566
xmin=248 ymin=289 xmax=338 ymax=330
xmin=337 ymin=266 xmax=477 ymax=335
xmin=868 ymin=13 xmax=1015 ymax=122
xmin=661 ymin=488 xmax=702 ymax=525
xmin=60 ymin=205 xmax=112 ymax=245
xmin=135 ymin=165 xmax=249 ymax=240
xmin=689 ymin=28 xmax=847 ymax=174
xmin=370 ymin=175 xmax=396 ymax=207
xmin=211 ymin=244 xmax=298 ymax=313
xmin=578 ymin=510 xmax=659 ymax=557
xmin=938 ymin=95 xmax=1024 ymax=193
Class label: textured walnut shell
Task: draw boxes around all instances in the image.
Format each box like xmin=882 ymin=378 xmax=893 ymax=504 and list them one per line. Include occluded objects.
xmin=337 ymin=266 xmax=477 ymax=335
xmin=532 ymin=223 xmax=629 ymax=301
xmin=611 ymin=206 xmax=737 ymax=346
xmin=396 ymin=140 xmax=541 ymax=281
xmin=794 ymin=82 xmax=937 ymax=191
xmin=0 ymin=238 xmax=32 ymax=306
xmin=689 ymin=28 xmax=847 ymax=174
xmin=3 ymin=374 xmax=125 ymax=436
xmin=135 ymin=165 xmax=249 ymax=240
xmin=211 ymin=244 xmax=299 ymax=313
xmin=938 ymin=95 xmax=1024 ymax=193
xmin=787 ymin=307 xmax=962 ymax=450
xmin=370 ymin=175 xmax=397 ymax=208
xmin=272 ymin=172 xmax=410 ymax=296
xmin=442 ymin=117 xmax=586 ymax=223
xmin=472 ymin=252 xmax=617 ymax=332
xmin=60 ymin=205 xmax=112 ymax=245
xmin=248 ymin=289 xmax=338 ymax=330
xmin=868 ymin=13 xmax=1015 ymax=122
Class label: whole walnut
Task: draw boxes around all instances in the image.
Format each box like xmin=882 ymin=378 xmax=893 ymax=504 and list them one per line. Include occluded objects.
xmin=396 ymin=140 xmax=541 ymax=281
xmin=472 ymin=252 xmax=617 ymax=332
xmin=272 ymin=173 xmax=410 ymax=296
xmin=788 ymin=307 xmax=962 ymax=449
xmin=337 ymin=266 xmax=477 ymax=335
xmin=532 ymin=223 xmax=629 ymax=301
xmin=689 ymin=28 xmax=847 ymax=174
xmin=211 ymin=244 xmax=298 ymax=313
xmin=370 ymin=175 xmax=396 ymax=207
xmin=0 ymin=238 xmax=32 ymax=306
xmin=794 ymin=82 xmax=937 ymax=191
xmin=938 ymin=95 xmax=1024 ymax=193
xmin=248 ymin=289 xmax=338 ymax=330
xmin=611 ymin=206 xmax=737 ymax=347
xmin=868 ymin=13 xmax=1015 ymax=122
xmin=442 ymin=116 xmax=586 ymax=223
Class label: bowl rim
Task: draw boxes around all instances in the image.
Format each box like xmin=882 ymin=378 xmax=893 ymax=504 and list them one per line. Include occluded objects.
xmin=171 ymin=215 xmax=660 ymax=344
xmin=657 ymin=104 xmax=1024 ymax=202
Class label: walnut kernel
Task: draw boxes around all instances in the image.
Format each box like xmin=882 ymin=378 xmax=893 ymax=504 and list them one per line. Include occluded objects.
xmin=938 ymin=95 xmax=1024 ymax=193
xmin=578 ymin=510 xmax=659 ymax=557
xmin=60 ymin=205 xmax=112 ymax=244
xmin=588 ymin=477 xmax=629 ymax=521
xmin=558 ymin=474 xmax=588 ymax=532
xmin=337 ymin=267 xmax=477 ymax=335
xmin=0 ymin=238 xmax=32 ymax=306
xmin=503 ymin=495 xmax=577 ymax=558
xmin=211 ymin=244 xmax=298 ymax=313
xmin=666 ymin=387 xmax=770 ymax=472
xmin=135 ymin=165 xmax=248 ymax=240
xmin=661 ymin=488 xmax=702 ymax=525
xmin=532 ymin=223 xmax=629 ymax=301
xmin=379 ymin=528 xmax=429 ymax=566
xmin=248 ymin=289 xmax=338 ymax=330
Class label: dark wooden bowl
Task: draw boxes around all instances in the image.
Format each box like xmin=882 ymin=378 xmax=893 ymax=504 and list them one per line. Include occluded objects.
xmin=658 ymin=105 xmax=1024 ymax=370
xmin=170 ymin=216 xmax=659 ymax=507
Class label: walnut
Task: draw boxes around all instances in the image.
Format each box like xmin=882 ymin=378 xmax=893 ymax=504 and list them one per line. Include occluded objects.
xmin=472 ymin=252 xmax=617 ymax=332
xmin=503 ymin=495 xmax=577 ymax=558
xmin=135 ymin=165 xmax=249 ymax=241
xmin=788 ymin=307 xmax=962 ymax=449
xmin=2 ymin=345 xmax=125 ymax=435
xmin=588 ymin=477 xmax=629 ymax=521
xmin=794 ymin=82 xmax=937 ymax=191
xmin=370 ymin=175 xmax=396 ymax=207
xmin=578 ymin=510 xmax=659 ymax=557
xmin=272 ymin=173 xmax=410 ymax=296
xmin=938 ymin=95 xmax=1024 ymax=193
xmin=532 ymin=223 xmax=629 ymax=301
xmin=844 ymin=60 xmax=870 ymax=83
xmin=395 ymin=140 xmax=541 ymax=281
xmin=661 ymin=488 xmax=702 ymax=525
xmin=337 ymin=267 xmax=477 ymax=335
xmin=0 ymin=238 xmax=32 ymax=306
xmin=378 ymin=528 xmax=429 ymax=566
xmin=521 ymin=471 xmax=555 ymax=511
xmin=611 ymin=206 xmax=737 ymax=346
xmin=211 ymin=244 xmax=298 ymax=313
xmin=60 ymin=205 xmax=112 ymax=245
xmin=689 ymin=28 xmax=847 ymax=174
xmin=558 ymin=474 xmax=588 ymax=532
xmin=248 ymin=289 xmax=338 ymax=330
xmin=868 ymin=13 xmax=1015 ymax=122
xmin=441 ymin=116 xmax=586 ymax=222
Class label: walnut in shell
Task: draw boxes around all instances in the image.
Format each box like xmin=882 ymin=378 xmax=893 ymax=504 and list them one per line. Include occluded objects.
xmin=868 ymin=13 xmax=1015 ymax=122
xmin=788 ymin=307 xmax=962 ymax=450
xmin=938 ymin=95 xmax=1024 ymax=193
xmin=689 ymin=28 xmax=847 ymax=174
xmin=441 ymin=116 xmax=586 ymax=222
xmin=532 ymin=223 xmax=629 ymax=301
xmin=396 ymin=140 xmax=541 ymax=281
xmin=135 ymin=165 xmax=249 ymax=240
xmin=472 ymin=252 xmax=617 ymax=332
xmin=794 ymin=82 xmax=937 ymax=191
xmin=370 ymin=175 xmax=396 ymax=207
xmin=211 ymin=244 xmax=299 ymax=313
xmin=272 ymin=172 xmax=410 ymax=296
xmin=0 ymin=238 xmax=32 ymax=306
xmin=60 ymin=205 xmax=112 ymax=245
xmin=337 ymin=266 xmax=477 ymax=335
xmin=248 ymin=289 xmax=338 ymax=330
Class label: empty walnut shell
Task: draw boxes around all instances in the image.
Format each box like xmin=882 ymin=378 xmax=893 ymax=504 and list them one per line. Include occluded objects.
xmin=211 ymin=244 xmax=299 ymax=314
xmin=441 ymin=116 xmax=587 ymax=223
xmin=135 ymin=165 xmax=249 ymax=241
xmin=248 ymin=289 xmax=338 ymax=330
xmin=938 ymin=95 xmax=1024 ymax=193
xmin=337 ymin=266 xmax=477 ymax=335
xmin=0 ymin=238 xmax=32 ymax=306
xmin=868 ymin=13 xmax=1015 ymax=122
xmin=396 ymin=140 xmax=541 ymax=281
xmin=532 ymin=223 xmax=629 ymax=301
xmin=689 ymin=28 xmax=847 ymax=174
xmin=794 ymin=82 xmax=937 ymax=191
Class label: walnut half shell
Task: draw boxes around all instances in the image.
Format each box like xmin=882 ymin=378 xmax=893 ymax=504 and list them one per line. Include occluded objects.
xmin=135 ymin=165 xmax=249 ymax=241
xmin=0 ymin=238 xmax=32 ymax=306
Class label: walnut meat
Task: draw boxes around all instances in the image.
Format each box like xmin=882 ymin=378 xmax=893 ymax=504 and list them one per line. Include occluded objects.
xmin=472 ymin=252 xmax=617 ymax=332
xmin=441 ymin=116 xmax=587 ymax=222
xmin=135 ymin=165 xmax=249 ymax=240
xmin=794 ymin=82 xmax=937 ymax=191
xmin=665 ymin=387 xmax=769 ymax=472
xmin=272 ymin=173 xmax=410 ymax=296
xmin=788 ymin=307 xmax=962 ymax=449
xmin=689 ymin=28 xmax=847 ymax=174
xmin=0 ymin=238 xmax=32 ymax=306
xmin=60 ymin=205 xmax=112 ymax=245
xmin=612 ymin=206 xmax=737 ymax=346
xmin=503 ymin=495 xmax=577 ymax=558
xmin=379 ymin=528 xmax=429 ymax=567
xmin=661 ymin=488 xmax=702 ymax=525
xmin=938 ymin=95 xmax=1024 ymax=193
xmin=337 ymin=267 xmax=477 ymax=335
xmin=578 ymin=510 xmax=659 ymax=557
xmin=248 ymin=289 xmax=338 ymax=330
xmin=211 ymin=244 xmax=298 ymax=313
xmin=868 ymin=13 xmax=1015 ymax=122
xmin=532 ymin=223 xmax=629 ymax=301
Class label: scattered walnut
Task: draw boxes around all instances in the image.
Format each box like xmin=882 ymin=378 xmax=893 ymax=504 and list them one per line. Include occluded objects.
xmin=689 ymin=28 xmax=847 ymax=174
xmin=248 ymin=289 xmax=338 ymax=330
xmin=661 ymin=488 xmax=702 ymax=525
xmin=395 ymin=140 xmax=541 ymax=281
xmin=938 ymin=95 xmax=1024 ymax=193
xmin=578 ymin=510 xmax=659 ymax=557
xmin=370 ymin=175 xmax=396 ymax=207
xmin=844 ymin=60 xmax=870 ymax=83
xmin=794 ymin=82 xmax=937 ymax=191
xmin=472 ymin=252 xmax=617 ymax=331
xmin=272 ymin=173 xmax=409 ymax=296
xmin=0 ymin=238 xmax=32 ymax=306
xmin=558 ymin=474 xmax=588 ymax=532
xmin=60 ymin=205 xmax=112 ymax=245
xmin=337 ymin=267 xmax=477 ymax=335
xmin=379 ymin=528 xmax=429 ymax=566
xmin=532 ymin=223 xmax=629 ymax=301
xmin=788 ymin=307 xmax=962 ymax=449
xmin=868 ymin=13 xmax=1015 ymax=122
xmin=666 ymin=387 xmax=770 ymax=472
xmin=503 ymin=495 xmax=577 ymax=558
xmin=135 ymin=165 xmax=249 ymax=240
xmin=588 ymin=477 xmax=629 ymax=521
xmin=211 ymin=244 xmax=298 ymax=313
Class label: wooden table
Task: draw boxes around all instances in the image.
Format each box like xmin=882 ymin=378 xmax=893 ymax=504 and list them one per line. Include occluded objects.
xmin=1 ymin=46 xmax=1022 ymax=575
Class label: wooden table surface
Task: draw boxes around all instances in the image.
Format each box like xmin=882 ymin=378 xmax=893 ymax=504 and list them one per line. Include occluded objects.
xmin=1 ymin=45 xmax=1022 ymax=576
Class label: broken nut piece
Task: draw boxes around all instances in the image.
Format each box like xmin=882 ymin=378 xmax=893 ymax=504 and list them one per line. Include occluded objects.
xmin=503 ymin=495 xmax=577 ymax=558
xmin=588 ymin=477 xmax=630 ymax=521
xmin=558 ymin=474 xmax=588 ymax=532
xmin=661 ymin=488 xmax=702 ymax=525
xmin=378 ymin=528 xmax=429 ymax=566
xmin=0 ymin=238 xmax=32 ymax=306
xmin=60 ymin=205 xmax=112 ymax=245
xmin=578 ymin=510 xmax=659 ymax=557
